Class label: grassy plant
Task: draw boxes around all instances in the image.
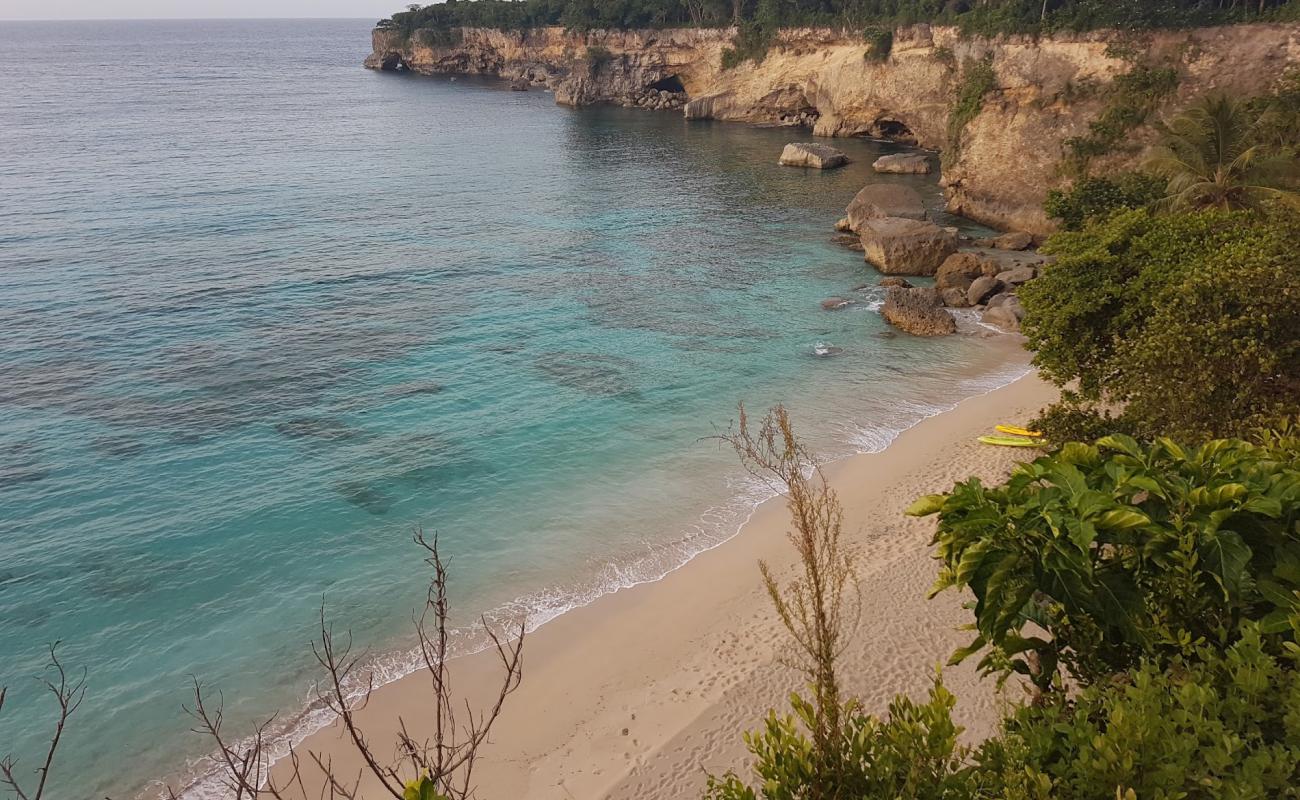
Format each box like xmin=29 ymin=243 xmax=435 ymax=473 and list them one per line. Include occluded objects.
xmin=714 ymin=405 xmax=858 ymax=787
xmin=945 ymin=55 xmax=996 ymax=163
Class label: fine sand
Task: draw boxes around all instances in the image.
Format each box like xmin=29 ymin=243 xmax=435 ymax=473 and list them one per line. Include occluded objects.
xmin=276 ymin=373 xmax=1058 ymax=799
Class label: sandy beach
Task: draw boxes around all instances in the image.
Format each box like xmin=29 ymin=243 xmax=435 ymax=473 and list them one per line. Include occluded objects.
xmin=278 ymin=372 xmax=1058 ymax=799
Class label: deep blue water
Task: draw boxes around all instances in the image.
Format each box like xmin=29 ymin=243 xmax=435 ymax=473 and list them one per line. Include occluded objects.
xmin=0 ymin=18 xmax=1026 ymax=799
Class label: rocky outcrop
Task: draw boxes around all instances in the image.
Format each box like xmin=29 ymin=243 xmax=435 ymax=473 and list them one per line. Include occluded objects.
xmin=873 ymin=153 xmax=931 ymax=174
xmin=780 ymin=142 xmax=848 ymax=169
xmin=845 ymin=184 xmax=927 ymax=230
xmin=367 ymin=23 xmax=1300 ymax=233
xmin=881 ymin=287 xmax=957 ymax=336
xmin=859 ymin=218 xmax=957 ymax=275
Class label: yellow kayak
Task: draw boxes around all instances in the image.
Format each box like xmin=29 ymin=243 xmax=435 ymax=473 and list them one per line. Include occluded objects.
xmin=996 ymin=424 xmax=1043 ymax=438
xmin=979 ymin=435 xmax=1042 ymax=448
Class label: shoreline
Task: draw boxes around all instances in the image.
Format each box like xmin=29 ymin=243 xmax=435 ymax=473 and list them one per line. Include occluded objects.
xmin=255 ymin=370 xmax=1057 ymax=799
xmin=169 ymin=353 xmax=1033 ymax=800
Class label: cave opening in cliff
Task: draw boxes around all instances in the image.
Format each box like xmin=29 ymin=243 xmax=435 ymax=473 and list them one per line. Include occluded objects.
xmin=647 ymin=74 xmax=686 ymax=94
xmin=865 ymin=118 xmax=917 ymax=145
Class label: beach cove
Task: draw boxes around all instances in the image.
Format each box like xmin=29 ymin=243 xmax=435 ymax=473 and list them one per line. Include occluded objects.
xmin=0 ymin=19 xmax=1037 ymax=799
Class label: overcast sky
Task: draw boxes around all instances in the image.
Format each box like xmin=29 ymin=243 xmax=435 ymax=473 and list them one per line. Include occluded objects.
xmin=0 ymin=1 xmax=402 ymax=20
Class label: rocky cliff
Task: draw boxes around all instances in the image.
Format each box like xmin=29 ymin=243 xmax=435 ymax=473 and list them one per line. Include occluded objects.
xmin=366 ymin=23 xmax=1300 ymax=233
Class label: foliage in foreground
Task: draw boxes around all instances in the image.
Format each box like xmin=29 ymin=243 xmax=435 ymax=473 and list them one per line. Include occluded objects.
xmin=1019 ymin=208 xmax=1300 ymax=441
xmin=1043 ymin=172 xmax=1163 ymax=231
xmin=708 ymin=626 xmax=1300 ymax=800
xmin=705 ymin=681 xmax=971 ymax=800
xmin=977 ymin=625 xmax=1300 ymax=799
xmin=911 ymin=431 xmax=1300 ymax=692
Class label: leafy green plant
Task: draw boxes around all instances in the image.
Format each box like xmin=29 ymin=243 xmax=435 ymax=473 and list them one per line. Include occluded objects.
xmin=975 ymin=625 xmax=1300 ymax=799
xmin=1043 ymin=172 xmax=1163 ymax=230
xmin=721 ymin=19 xmax=775 ymax=70
xmin=1021 ymin=208 xmax=1300 ymax=439
xmin=404 ymin=775 xmax=451 ymax=800
xmin=909 ymin=432 xmax=1300 ymax=693
xmin=863 ymin=26 xmax=893 ymax=63
xmin=705 ymin=680 xmax=975 ymax=800
xmin=585 ymin=45 xmax=613 ymax=67
xmin=945 ymin=55 xmax=996 ymax=164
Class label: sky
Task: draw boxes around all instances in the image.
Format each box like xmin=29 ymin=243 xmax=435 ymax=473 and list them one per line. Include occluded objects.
xmin=0 ymin=0 xmax=403 ymax=20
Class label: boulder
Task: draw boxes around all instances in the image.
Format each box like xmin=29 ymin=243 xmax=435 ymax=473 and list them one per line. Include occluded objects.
xmin=881 ymin=287 xmax=957 ymax=336
xmin=872 ymin=153 xmax=932 ymax=174
xmin=878 ymin=277 xmax=914 ymax=288
xmin=993 ymin=231 xmax=1034 ymax=250
xmin=994 ymin=266 xmax=1036 ymax=286
xmin=967 ymin=275 xmax=1004 ymax=306
xmin=845 ymin=184 xmax=927 ymax=232
xmin=779 ymin=143 xmax=848 ymax=169
xmin=509 ymin=77 xmax=530 ymax=91
xmin=982 ymin=304 xmax=1021 ymax=332
xmin=934 ymin=252 xmax=986 ymax=291
xmin=940 ymin=287 xmax=971 ymax=308
xmin=985 ymin=292 xmax=1013 ymax=308
xmin=821 ymin=297 xmax=853 ymax=310
xmin=834 ymin=216 xmax=854 ymax=233
xmin=859 ymin=217 xmax=958 ymax=275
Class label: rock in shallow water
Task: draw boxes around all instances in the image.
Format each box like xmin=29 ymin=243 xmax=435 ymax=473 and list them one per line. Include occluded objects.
xmin=779 ymin=142 xmax=848 ymax=169
xmin=859 ymin=217 xmax=958 ymax=275
xmin=845 ymin=184 xmax=928 ymax=231
xmin=872 ymin=153 xmax=932 ymax=174
xmin=881 ymin=287 xmax=957 ymax=336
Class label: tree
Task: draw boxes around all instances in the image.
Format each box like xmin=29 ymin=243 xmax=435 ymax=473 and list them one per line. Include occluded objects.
xmin=1020 ymin=208 xmax=1300 ymax=441
xmin=1146 ymin=94 xmax=1300 ymax=213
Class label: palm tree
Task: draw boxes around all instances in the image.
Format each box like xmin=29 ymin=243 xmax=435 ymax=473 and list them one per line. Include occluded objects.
xmin=1145 ymin=94 xmax=1300 ymax=213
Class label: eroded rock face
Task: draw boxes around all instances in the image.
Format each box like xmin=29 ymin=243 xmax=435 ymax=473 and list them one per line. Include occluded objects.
xmin=881 ymin=287 xmax=957 ymax=336
xmin=873 ymin=153 xmax=931 ymax=174
xmin=367 ymin=23 xmax=1300 ymax=234
xmin=845 ymin=183 xmax=927 ymax=231
xmin=859 ymin=217 xmax=957 ymax=275
xmin=780 ymin=142 xmax=848 ymax=169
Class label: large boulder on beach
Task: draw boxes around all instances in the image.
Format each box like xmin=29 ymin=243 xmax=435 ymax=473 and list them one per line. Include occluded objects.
xmin=967 ymin=275 xmax=1004 ymax=306
xmin=995 ymin=266 xmax=1037 ymax=286
xmin=845 ymin=184 xmax=927 ymax=231
xmin=992 ymin=231 xmax=1034 ymax=250
xmin=872 ymin=153 xmax=932 ymax=174
xmin=779 ymin=142 xmax=848 ymax=169
xmin=858 ymin=217 xmax=957 ymax=275
xmin=982 ymin=296 xmax=1025 ymax=331
xmin=881 ymin=287 xmax=957 ymax=336
xmin=934 ymin=252 xmax=987 ymax=291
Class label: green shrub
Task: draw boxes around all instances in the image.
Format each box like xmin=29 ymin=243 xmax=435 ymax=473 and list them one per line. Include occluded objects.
xmin=1043 ymin=172 xmax=1163 ymax=230
xmin=585 ymin=45 xmax=612 ymax=66
xmin=1020 ymin=209 xmax=1300 ymax=439
xmin=863 ymin=26 xmax=893 ymax=63
xmin=975 ymin=626 xmax=1300 ymax=799
xmin=721 ymin=20 xmax=775 ymax=70
xmin=704 ymin=682 xmax=975 ymax=800
xmin=945 ymin=55 xmax=996 ymax=164
xmin=1030 ymin=398 xmax=1135 ymax=444
xmin=909 ymin=431 xmax=1300 ymax=692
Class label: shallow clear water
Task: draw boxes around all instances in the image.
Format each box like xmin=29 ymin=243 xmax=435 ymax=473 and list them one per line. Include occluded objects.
xmin=0 ymin=18 xmax=1026 ymax=799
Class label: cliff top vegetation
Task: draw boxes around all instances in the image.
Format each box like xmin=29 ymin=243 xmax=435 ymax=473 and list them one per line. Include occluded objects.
xmin=377 ymin=0 xmax=1300 ymax=39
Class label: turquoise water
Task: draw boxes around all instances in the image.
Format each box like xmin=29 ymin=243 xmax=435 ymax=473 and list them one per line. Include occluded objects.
xmin=0 ymin=18 xmax=1026 ymax=799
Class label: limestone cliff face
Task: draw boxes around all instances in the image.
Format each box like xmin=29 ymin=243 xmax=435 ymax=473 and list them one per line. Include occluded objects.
xmin=367 ymin=23 xmax=1300 ymax=233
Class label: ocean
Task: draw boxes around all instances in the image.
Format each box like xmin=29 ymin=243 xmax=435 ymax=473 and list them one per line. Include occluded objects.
xmin=0 ymin=18 xmax=1027 ymax=798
